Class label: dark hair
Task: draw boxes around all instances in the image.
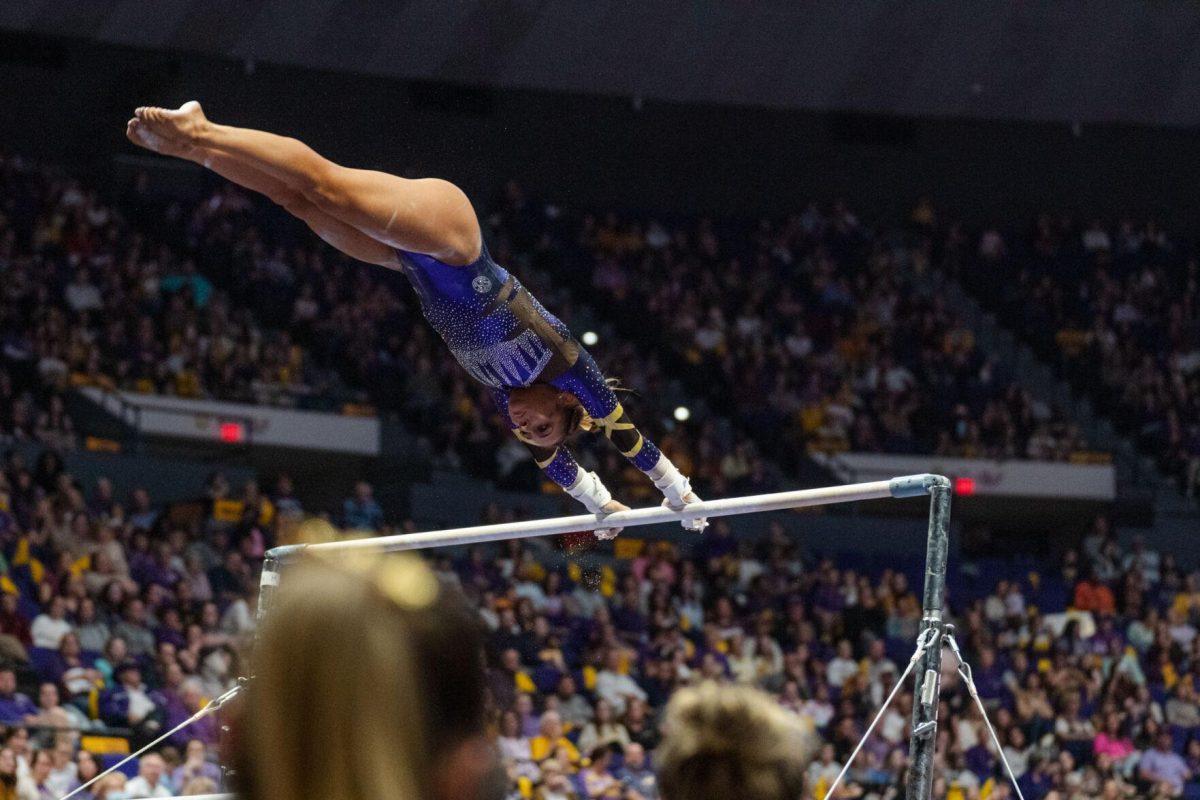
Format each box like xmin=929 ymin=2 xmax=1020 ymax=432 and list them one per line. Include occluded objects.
xmin=561 ymin=378 xmax=637 ymax=440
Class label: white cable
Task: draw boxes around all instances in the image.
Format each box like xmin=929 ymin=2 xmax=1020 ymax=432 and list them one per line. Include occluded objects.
xmin=57 ymin=680 xmax=245 ymax=800
xmin=945 ymin=636 xmax=1026 ymax=800
xmin=821 ymin=627 xmax=937 ymax=800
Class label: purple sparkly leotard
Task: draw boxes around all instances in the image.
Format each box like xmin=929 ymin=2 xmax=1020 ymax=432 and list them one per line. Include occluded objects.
xmin=396 ymin=244 xmax=663 ymax=487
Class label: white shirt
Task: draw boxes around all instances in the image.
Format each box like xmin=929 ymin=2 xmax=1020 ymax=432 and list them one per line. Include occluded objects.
xmin=826 ymin=656 xmax=858 ymax=688
xmin=30 ymin=616 xmax=73 ymax=649
xmin=64 ymin=283 xmax=103 ymax=313
xmin=1123 ymin=549 xmax=1161 ymax=585
xmin=125 ymin=776 xmax=172 ymax=798
xmin=126 ymin=685 xmax=155 ymax=723
xmin=800 ymin=699 xmax=834 ymax=728
xmin=805 ymin=761 xmax=842 ymax=790
xmin=880 ymin=707 xmax=907 ymax=743
xmin=46 ymin=765 xmax=76 ymax=798
xmin=594 ymin=670 xmax=647 ymax=715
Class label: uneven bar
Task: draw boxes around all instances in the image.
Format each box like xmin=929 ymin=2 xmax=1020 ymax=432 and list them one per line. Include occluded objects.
xmin=906 ymin=476 xmax=953 ymax=800
xmin=265 ymin=474 xmax=944 ymax=560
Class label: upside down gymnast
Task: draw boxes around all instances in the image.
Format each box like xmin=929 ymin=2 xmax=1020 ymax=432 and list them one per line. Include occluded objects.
xmin=126 ymin=102 xmax=704 ymax=538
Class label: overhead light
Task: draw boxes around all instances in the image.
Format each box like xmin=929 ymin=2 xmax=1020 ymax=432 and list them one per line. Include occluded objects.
xmin=581 ymin=331 xmax=599 ymax=346
xmin=673 ymin=406 xmax=691 ymax=422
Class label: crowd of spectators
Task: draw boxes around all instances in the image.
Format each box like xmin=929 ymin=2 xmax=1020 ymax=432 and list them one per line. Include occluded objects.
xmin=490 ymin=185 xmax=1095 ymax=479
xmin=0 ymin=150 xmax=761 ymax=501
xmin=1 ymin=151 xmax=1105 ymax=511
xmin=0 ymin=434 xmax=1193 ymax=799
xmin=476 ymin=508 xmax=1200 ymax=800
xmin=950 ymin=212 xmax=1200 ymax=494
xmin=0 ymin=446 xmax=279 ymax=799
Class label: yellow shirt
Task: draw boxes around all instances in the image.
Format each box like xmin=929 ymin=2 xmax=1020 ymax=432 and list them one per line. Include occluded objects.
xmin=529 ymin=736 xmax=579 ymax=765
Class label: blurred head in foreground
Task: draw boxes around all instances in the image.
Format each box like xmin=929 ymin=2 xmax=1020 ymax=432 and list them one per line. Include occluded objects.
xmin=656 ymin=682 xmax=812 ymax=800
xmin=232 ymin=553 xmax=494 ymax=800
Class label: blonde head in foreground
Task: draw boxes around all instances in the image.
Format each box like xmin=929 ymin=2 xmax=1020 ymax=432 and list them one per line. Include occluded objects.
xmin=656 ymin=682 xmax=814 ymax=800
xmin=230 ymin=553 xmax=496 ymax=800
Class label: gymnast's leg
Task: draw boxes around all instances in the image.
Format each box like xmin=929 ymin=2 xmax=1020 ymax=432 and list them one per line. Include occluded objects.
xmin=126 ymin=118 xmax=398 ymax=268
xmin=134 ymin=101 xmax=480 ymax=265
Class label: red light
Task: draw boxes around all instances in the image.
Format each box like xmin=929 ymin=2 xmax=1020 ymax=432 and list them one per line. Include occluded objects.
xmin=954 ymin=477 xmax=976 ymax=496
xmin=218 ymin=422 xmax=246 ymax=443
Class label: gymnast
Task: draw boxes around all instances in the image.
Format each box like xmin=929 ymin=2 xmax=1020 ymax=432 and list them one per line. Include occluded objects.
xmin=126 ymin=102 xmax=704 ymax=538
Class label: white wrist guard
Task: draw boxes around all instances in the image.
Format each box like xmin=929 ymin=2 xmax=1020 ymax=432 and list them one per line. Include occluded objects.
xmin=647 ymin=454 xmax=692 ymax=509
xmin=566 ymin=469 xmax=613 ymax=514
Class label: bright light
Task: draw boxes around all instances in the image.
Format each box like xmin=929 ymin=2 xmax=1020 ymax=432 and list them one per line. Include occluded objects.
xmin=673 ymin=406 xmax=691 ymax=422
xmin=581 ymin=331 xmax=599 ymax=346
xmin=953 ymin=477 xmax=976 ymax=496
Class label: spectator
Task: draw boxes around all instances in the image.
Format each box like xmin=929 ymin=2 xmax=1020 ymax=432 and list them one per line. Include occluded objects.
xmin=0 ymin=747 xmax=17 ymax=800
xmin=825 ymin=639 xmax=858 ymax=688
xmin=228 ymin=554 xmax=493 ymax=800
xmin=124 ymin=752 xmax=172 ymax=798
xmin=17 ymin=749 xmax=54 ymax=800
xmin=1093 ymin=712 xmax=1134 ymax=765
xmin=554 ymin=675 xmax=593 ymax=730
xmin=342 ymin=481 xmax=384 ymax=532
xmin=63 ymin=270 xmax=102 ymax=315
xmin=1166 ymin=680 xmax=1200 ymax=728
xmin=23 ymin=683 xmax=74 ymax=732
xmin=73 ymin=599 xmax=109 ymax=655
xmin=622 ymin=698 xmax=660 ymax=752
xmin=100 ymin=662 xmax=165 ymax=746
xmin=532 ymin=758 xmax=578 ymax=800
xmin=1139 ymin=731 xmax=1191 ymax=797
xmin=111 ymin=599 xmax=155 ymax=658
xmin=0 ymin=596 xmax=32 ymax=657
xmin=207 ymin=552 xmax=249 ymax=605
xmin=171 ymin=740 xmax=222 ymax=791
xmin=579 ymin=746 xmax=618 ymax=799
xmin=594 ymin=650 xmax=647 ymax=716
xmin=616 ymin=742 xmax=658 ymax=800
xmin=488 ymin=648 xmax=524 ymax=713
xmin=576 ymin=699 xmax=630 ymax=756
xmin=3 ymin=731 xmax=30 ymax=779
xmin=92 ymin=772 xmax=127 ymax=800
xmin=1073 ymin=569 xmax=1116 ymax=614
xmin=0 ymin=669 xmax=36 ymax=725
xmin=44 ymin=742 xmax=76 ymax=797
xmin=530 ymin=712 xmax=579 ymax=766
xmin=804 ymin=743 xmax=842 ymax=796
xmin=656 ymin=683 xmax=810 ymax=800
xmin=62 ymin=750 xmax=101 ymax=800
xmin=497 ymin=709 xmax=539 ymax=785
xmin=30 ymin=597 xmax=72 ymax=651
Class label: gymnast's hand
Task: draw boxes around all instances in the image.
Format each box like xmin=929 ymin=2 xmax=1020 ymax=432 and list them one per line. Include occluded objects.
xmin=664 ymin=490 xmax=708 ymax=533
xmin=594 ymin=499 xmax=630 ymax=540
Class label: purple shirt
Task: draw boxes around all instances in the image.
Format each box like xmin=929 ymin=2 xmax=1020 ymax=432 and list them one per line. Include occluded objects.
xmin=0 ymin=691 xmax=37 ymax=724
xmin=1141 ymin=748 xmax=1191 ymax=792
xmin=171 ymin=761 xmax=222 ymax=791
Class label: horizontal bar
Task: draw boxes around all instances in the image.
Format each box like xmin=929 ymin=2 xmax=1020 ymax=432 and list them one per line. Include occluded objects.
xmin=274 ymin=474 xmax=942 ymax=559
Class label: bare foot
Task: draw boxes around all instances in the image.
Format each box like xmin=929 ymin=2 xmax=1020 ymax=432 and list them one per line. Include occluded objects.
xmin=126 ymin=118 xmax=195 ymax=159
xmin=134 ymin=100 xmax=208 ymax=145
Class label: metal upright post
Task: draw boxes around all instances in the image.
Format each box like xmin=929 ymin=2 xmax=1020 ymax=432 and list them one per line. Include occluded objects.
xmin=906 ymin=477 xmax=952 ymax=800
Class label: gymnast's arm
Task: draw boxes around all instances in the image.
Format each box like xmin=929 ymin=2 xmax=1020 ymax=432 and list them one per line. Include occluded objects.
xmin=492 ymin=390 xmax=629 ymax=538
xmin=561 ymin=360 xmax=706 ymax=530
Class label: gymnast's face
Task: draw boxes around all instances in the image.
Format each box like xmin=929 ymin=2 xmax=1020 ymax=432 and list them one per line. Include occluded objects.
xmin=508 ymin=385 xmax=572 ymax=448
